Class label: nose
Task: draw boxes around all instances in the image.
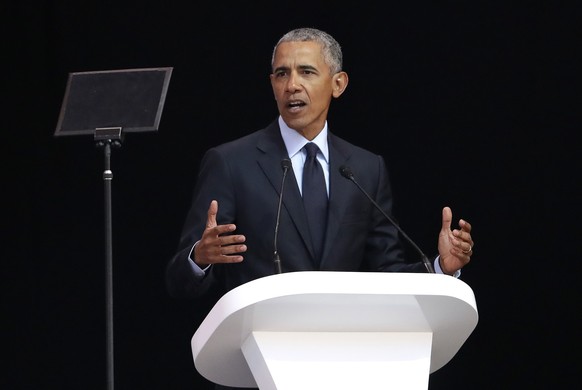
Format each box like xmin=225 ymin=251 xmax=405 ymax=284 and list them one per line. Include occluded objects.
xmin=285 ymin=74 xmax=300 ymax=92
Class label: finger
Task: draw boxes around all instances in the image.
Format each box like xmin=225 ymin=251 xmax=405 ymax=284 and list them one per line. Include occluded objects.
xmin=212 ymin=223 xmax=237 ymax=236
xmin=209 ymin=241 xmax=246 ymax=263
xmin=452 ymin=229 xmax=473 ymax=248
xmin=221 ymin=243 xmax=247 ymax=256
xmin=459 ymin=219 xmax=472 ymax=233
xmin=441 ymin=206 xmax=452 ymax=231
xmin=214 ymin=254 xmax=245 ymax=264
xmin=206 ymin=200 xmax=218 ymax=229
xmin=220 ymin=233 xmax=246 ymax=246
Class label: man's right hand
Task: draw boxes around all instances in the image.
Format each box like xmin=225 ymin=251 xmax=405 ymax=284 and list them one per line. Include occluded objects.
xmin=193 ymin=200 xmax=247 ymax=267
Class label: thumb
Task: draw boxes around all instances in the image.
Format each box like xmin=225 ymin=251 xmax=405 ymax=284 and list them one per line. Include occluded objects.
xmin=441 ymin=206 xmax=452 ymax=232
xmin=206 ymin=200 xmax=218 ymax=229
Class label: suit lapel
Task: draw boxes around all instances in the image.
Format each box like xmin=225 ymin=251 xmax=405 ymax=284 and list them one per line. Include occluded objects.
xmin=254 ymin=124 xmax=357 ymax=267
xmin=321 ymin=134 xmax=354 ymax=265
xmin=256 ymin=122 xmax=315 ymax=260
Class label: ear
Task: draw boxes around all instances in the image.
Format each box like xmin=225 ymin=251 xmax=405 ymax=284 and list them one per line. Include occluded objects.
xmin=331 ymin=71 xmax=349 ymax=98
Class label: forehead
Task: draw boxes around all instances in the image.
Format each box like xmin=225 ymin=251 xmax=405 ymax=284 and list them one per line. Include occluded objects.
xmin=273 ymin=41 xmax=327 ymax=69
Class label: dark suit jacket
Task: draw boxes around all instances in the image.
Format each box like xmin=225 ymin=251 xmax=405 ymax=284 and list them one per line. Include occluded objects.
xmin=166 ymin=120 xmax=427 ymax=299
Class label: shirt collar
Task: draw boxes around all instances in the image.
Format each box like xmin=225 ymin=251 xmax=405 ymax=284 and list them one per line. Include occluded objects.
xmin=278 ymin=116 xmax=329 ymax=163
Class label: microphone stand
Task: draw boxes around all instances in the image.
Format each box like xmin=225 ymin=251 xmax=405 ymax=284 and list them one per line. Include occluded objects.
xmin=273 ymin=159 xmax=292 ymax=274
xmin=95 ymin=127 xmax=123 ymax=390
xmin=340 ymin=166 xmax=435 ymax=274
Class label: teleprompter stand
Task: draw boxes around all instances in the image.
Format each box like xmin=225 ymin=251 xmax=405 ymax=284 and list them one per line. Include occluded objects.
xmin=54 ymin=67 xmax=173 ymax=390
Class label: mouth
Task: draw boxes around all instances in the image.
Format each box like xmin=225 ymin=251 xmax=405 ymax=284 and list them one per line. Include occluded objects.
xmin=286 ymin=100 xmax=306 ymax=112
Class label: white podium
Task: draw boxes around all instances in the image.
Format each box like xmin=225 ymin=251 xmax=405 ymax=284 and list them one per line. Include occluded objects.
xmin=191 ymin=271 xmax=478 ymax=390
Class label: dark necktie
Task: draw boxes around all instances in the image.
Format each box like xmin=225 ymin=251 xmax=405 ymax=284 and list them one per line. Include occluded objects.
xmin=302 ymin=142 xmax=328 ymax=261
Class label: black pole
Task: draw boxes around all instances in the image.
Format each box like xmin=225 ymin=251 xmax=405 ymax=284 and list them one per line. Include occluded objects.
xmin=95 ymin=128 xmax=122 ymax=390
xmin=103 ymin=141 xmax=115 ymax=390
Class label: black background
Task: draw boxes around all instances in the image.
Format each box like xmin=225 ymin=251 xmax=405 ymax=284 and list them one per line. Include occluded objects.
xmin=3 ymin=2 xmax=579 ymax=389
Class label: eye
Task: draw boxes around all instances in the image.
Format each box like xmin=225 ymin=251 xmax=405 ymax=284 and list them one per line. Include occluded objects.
xmin=274 ymin=70 xmax=287 ymax=78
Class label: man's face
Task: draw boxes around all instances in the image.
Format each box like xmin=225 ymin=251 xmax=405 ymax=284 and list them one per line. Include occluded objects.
xmin=270 ymin=41 xmax=337 ymax=140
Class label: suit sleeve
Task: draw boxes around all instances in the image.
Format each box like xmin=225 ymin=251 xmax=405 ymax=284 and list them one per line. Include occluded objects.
xmin=165 ymin=148 xmax=236 ymax=299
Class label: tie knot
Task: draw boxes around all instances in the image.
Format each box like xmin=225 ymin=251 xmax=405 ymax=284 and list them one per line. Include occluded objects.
xmin=304 ymin=142 xmax=320 ymax=159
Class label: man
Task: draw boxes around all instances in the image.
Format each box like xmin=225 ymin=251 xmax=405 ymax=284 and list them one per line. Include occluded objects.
xmin=166 ymin=27 xmax=474 ymax=389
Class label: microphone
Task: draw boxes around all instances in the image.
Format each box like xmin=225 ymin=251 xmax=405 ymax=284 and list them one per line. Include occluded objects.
xmin=274 ymin=159 xmax=292 ymax=274
xmin=339 ymin=165 xmax=435 ymax=273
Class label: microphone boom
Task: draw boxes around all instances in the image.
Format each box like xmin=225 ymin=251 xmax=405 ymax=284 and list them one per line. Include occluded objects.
xmin=273 ymin=159 xmax=292 ymax=274
xmin=339 ymin=165 xmax=435 ymax=273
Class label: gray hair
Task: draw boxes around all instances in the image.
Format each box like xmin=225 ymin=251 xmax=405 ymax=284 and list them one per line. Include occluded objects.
xmin=271 ymin=27 xmax=343 ymax=75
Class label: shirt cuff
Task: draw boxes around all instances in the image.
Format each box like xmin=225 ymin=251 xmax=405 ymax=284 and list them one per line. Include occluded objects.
xmin=434 ymin=256 xmax=461 ymax=278
xmin=188 ymin=241 xmax=211 ymax=276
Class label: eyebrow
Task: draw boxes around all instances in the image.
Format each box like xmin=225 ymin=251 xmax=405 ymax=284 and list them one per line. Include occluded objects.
xmin=273 ymin=64 xmax=318 ymax=73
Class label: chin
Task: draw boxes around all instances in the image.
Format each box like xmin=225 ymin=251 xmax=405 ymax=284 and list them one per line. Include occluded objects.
xmin=286 ymin=119 xmax=308 ymax=133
